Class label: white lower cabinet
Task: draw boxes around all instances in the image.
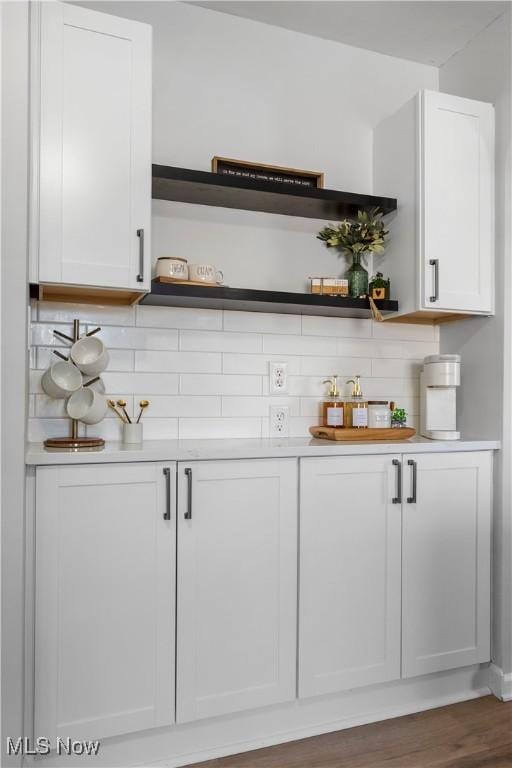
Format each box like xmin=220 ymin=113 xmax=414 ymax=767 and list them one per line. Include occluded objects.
xmin=32 ymin=450 xmax=492 ymax=745
xmin=299 ymin=455 xmax=402 ymax=697
xmin=35 ymin=463 xmax=176 ymax=741
xmin=176 ymin=459 xmax=298 ymax=723
xmin=402 ymin=451 xmax=492 ymax=677
xmin=299 ymin=451 xmax=492 ymax=699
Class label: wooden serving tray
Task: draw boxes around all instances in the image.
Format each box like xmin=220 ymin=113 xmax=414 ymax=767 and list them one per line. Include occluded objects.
xmin=310 ymin=426 xmax=416 ymax=442
xmin=154 ymin=276 xmax=223 ymax=287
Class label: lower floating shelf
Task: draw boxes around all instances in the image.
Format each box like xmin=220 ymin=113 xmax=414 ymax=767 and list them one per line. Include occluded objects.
xmin=140 ymin=281 xmax=399 ymax=318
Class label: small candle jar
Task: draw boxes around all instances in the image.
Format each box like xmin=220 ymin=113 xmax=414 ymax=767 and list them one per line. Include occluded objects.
xmin=368 ymin=401 xmax=391 ymax=429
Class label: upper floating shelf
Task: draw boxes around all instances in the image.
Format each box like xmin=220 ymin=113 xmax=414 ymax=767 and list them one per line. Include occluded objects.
xmin=152 ymin=165 xmax=398 ymax=220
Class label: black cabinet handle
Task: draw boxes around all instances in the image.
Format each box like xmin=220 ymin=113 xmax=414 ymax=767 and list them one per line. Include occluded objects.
xmin=392 ymin=459 xmax=402 ymax=504
xmin=407 ymin=459 xmax=417 ymax=504
xmin=136 ymin=229 xmax=145 ymax=283
xmin=184 ymin=467 xmax=192 ymax=520
xmin=429 ymin=259 xmax=439 ymax=302
xmin=163 ymin=467 xmax=171 ymax=520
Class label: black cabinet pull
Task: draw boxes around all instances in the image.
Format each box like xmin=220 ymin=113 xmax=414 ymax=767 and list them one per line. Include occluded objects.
xmin=407 ymin=459 xmax=417 ymax=504
xmin=429 ymin=259 xmax=439 ymax=302
xmin=136 ymin=229 xmax=145 ymax=283
xmin=184 ymin=467 xmax=192 ymax=520
xmin=163 ymin=467 xmax=171 ymax=520
xmin=392 ymin=459 xmax=402 ymax=504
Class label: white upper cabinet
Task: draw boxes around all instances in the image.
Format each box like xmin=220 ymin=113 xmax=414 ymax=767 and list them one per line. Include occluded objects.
xmin=374 ymin=90 xmax=494 ymax=321
xmin=176 ymin=459 xmax=298 ymax=723
xmin=34 ymin=3 xmax=151 ymax=292
xmin=299 ymin=455 xmax=402 ymax=698
xmin=402 ymin=451 xmax=492 ymax=677
xmin=35 ymin=463 xmax=175 ymax=742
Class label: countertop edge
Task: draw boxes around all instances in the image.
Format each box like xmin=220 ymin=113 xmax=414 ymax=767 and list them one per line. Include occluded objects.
xmin=25 ymin=437 xmax=501 ymax=466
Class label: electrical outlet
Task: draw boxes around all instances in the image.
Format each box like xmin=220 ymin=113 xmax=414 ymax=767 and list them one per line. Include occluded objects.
xmin=269 ymin=362 xmax=288 ymax=394
xmin=270 ymin=405 xmax=289 ymax=438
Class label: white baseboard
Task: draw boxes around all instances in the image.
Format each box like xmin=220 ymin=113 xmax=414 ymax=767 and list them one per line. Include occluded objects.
xmin=488 ymin=663 xmax=512 ymax=701
xmin=28 ymin=666 xmax=491 ymax=768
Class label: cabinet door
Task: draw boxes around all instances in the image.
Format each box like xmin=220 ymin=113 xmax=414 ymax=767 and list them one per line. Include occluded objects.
xmin=35 ymin=463 xmax=175 ymax=741
xmin=177 ymin=459 xmax=297 ymax=722
xmin=299 ymin=455 xmax=402 ymax=698
xmin=422 ymin=90 xmax=494 ymax=313
xmin=402 ymin=451 xmax=491 ymax=677
xmin=38 ymin=3 xmax=151 ymax=290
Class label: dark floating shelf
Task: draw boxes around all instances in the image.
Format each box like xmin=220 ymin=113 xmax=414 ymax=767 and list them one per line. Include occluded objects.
xmin=152 ymin=165 xmax=397 ymax=220
xmin=141 ymin=281 xmax=399 ymax=319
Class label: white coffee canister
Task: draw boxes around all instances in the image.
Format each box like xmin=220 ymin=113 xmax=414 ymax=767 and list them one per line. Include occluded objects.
xmin=156 ymin=257 xmax=189 ymax=281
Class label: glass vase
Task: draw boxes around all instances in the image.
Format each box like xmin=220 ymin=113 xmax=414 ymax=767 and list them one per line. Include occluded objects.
xmin=346 ymin=253 xmax=369 ymax=298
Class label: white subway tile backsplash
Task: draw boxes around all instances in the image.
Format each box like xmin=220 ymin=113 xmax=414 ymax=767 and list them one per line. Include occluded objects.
xmin=371 ymin=358 xmax=422 ymax=379
xmin=262 ymin=334 xmax=337 ymax=356
xmin=180 ymin=374 xmax=262 ymax=396
xmin=222 ymin=354 xmax=301 ymax=375
xmin=30 ymin=305 xmax=439 ymax=441
xmin=90 ymin=326 xmax=179 ymax=351
xmin=135 ymin=350 xmax=221 ymax=373
xmin=371 ymin=320 xmax=438 ymax=342
xmin=179 ymin=418 xmax=262 ymax=440
xmin=102 ymin=372 xmax=179 ymax=395
xmin=180 ymin=330 xmax=262 ymax=353
xmin=223 ymin=311 xmax=301 ymax=335
xmin=302 ymin=315 xmax=372 ymax=338
xmin=145 ymin=395 xmax=221 ymax=418
xmin=299 ymin=356 xmax=372 ymax=377
xmin=136 ymin=305 xmax=222 ymax=331
xmin=38 ymin=301 xmax=135 ymax=326
xmin=221 ymin=396 xmax=301 ymax=418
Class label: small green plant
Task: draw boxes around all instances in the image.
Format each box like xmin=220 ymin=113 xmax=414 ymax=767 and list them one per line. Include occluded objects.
xmin=391 ymin=408 xmax=407 ymax=427
xmin=370 ymin=272 xmax=389 ymax=288
xmin=317 ymin=207 xmax=389 ymax=256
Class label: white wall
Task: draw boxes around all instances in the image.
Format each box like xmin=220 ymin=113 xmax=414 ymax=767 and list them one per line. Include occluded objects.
xmin=28 ymin=0 xmax=440 ymax=442
xmin=2 ymin=3 xmax=30 ymax=763
xmin=80 ymin=1 xmax=438 ymax=292
xmin=439 ymin=10 xmax=511 ymax=681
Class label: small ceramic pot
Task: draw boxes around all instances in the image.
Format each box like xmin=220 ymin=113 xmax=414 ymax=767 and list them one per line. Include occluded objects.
xmin=188 ymin=264 xmax=224 ymax=284
xmin=70 ymin=336 xmax=110 ymax=376
xmin=66 ymin=388 xmax=108 ymax=425
xmin=123 ymin=422 xmax=143 ymax=444
xmin=41 ymin=361 xmax=82 ymax=399
xmin=156 ymin=257 xmax=189 ymax=281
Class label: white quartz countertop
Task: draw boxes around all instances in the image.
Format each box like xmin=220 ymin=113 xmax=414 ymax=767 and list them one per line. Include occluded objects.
xmin=26 ymin=436 xmax=500 ymax=466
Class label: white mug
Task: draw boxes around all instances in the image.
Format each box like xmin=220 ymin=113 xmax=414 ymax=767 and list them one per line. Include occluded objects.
xmin=188 ymin=263 xmax=223 ymax=284
xmin=70 ymin=336 xmax=110 ymax=377
xmin=156 ymin=257 xmax=189 ymax=281
xmin=41 ymin=361 xmax=82 ymax=399
xmin=66 ymin=387 xmax=107 ymax=425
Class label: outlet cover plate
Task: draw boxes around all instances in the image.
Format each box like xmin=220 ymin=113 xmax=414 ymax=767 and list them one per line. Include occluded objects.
xmin=269 ymin=362 xmax=288 ymax=394
xmin=270 ymin=405 xmax=290 ymax=438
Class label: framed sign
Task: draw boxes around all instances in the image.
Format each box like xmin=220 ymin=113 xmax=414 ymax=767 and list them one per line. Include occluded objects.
xmin=211 ymin=156 xmax=324 ymax=189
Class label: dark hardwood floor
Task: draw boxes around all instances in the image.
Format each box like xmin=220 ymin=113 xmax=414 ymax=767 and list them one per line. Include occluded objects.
xmin=187 ymin=696 xmax=512 ymax=768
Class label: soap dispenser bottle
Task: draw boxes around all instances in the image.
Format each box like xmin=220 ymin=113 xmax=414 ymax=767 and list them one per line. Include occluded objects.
xmin=322 ymin=375 xmax=344 ymax=428
xmin=345 ymin=375 xmax=368 ymax=428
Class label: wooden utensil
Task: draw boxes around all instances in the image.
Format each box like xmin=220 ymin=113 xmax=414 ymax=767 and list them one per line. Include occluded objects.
xmin=117 ymin=399 xmax=132 ymax=424
xmin=136 ymin=400 xmax=149 ymax=424
xmin=108 ymin=400 xmax=126 ymax=423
